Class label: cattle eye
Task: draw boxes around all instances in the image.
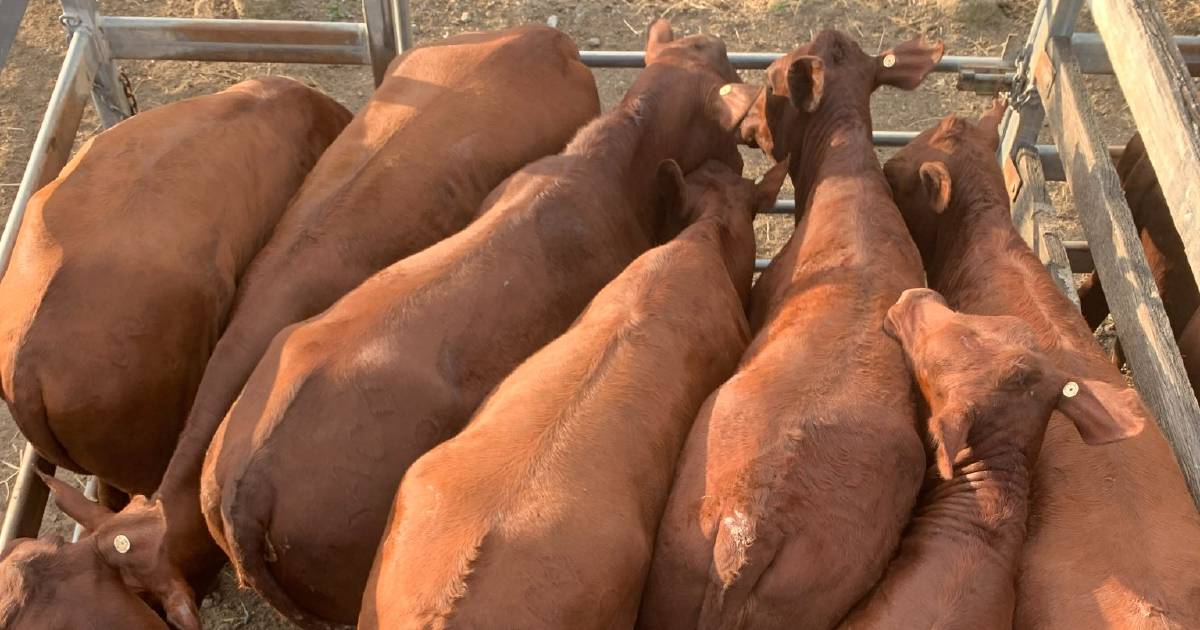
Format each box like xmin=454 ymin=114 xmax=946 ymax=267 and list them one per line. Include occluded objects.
xmin=999 ymin=356 xmax=1042 ymax=389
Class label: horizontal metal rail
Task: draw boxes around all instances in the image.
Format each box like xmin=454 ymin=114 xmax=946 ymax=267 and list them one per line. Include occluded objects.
xmin=765 ymin=135 xmax=1125 ymax=214
xmin=1073 ymin=32 xmax=1200 ymax=75
xmin=754 ymin=240 xmax=1091 ymax=273
xmin=94 ymin=16 xmax=1200 ymax=80
xmin=101 ymin=16 xmax=371 ymax=65
xmin=584 ymin=35 xmax=1199 ymax=74
xmin=581 ymin=51 xmax=1008 ymax=72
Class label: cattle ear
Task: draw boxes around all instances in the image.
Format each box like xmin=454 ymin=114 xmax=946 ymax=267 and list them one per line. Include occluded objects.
xmin=736 ymin=88 xmax=774 ymax=152
xmin=163 ymin=582 xmax=202 ymax=630
xmin=928 ymin=402 xmax=974 ymax=480
xmin=919 ymin=161 xmax=952 ymax=214
xmin=655 ymin=159 xmax=689 ymax=234
xmin=978 ymin=97 xmax=1006 ymax=149
xmin=645 ymin=19 xmax=674 ymax=63
xmin=1054 ymin=377 xmax=1148 ymax=445
xmin=754 ymin=157 xmax=790 ymax=213
xmin=885 ymin=288 xmax=950 ymax=345
xmin=786 ymin=56 xmax=824 ymax=113
xmin=38 ymin=471 xmax=113 ymax=531
xmin=712 ymin=83 xmax=764 ymax=132
xmin=876 ymin=36 xmax=945 ymax=90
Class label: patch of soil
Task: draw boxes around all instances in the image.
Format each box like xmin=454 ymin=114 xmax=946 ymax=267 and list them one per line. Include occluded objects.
xmin=1 ymin=1 xmax=1196 ymax=628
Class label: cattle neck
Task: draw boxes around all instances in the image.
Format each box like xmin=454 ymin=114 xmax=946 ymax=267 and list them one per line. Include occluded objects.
xmin=565 ymin=64 xmax=730 ymax=222
xmin=752 ymin=90 xmax=914 ymax=323
xmin=788 ymin=95 xmax=884 ymax=220
xmin=693 ymin=212 xmax=754 ymax=303
xmin=928 ymin=185 xmax=1098 ymax=356
xmin=911 ymin=430 xmax=1036 ymax=562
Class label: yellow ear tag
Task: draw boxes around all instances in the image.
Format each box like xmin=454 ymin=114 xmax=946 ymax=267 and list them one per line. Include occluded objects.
xmin=114 ymin=534 xmax=131 ymax=554
xmin=719 ymin=84 xmax=733 ymax=96
xmin=882 ymin=53 xmax=897 ymax=68
xmin=1062 ymin=381 xmax=1080 ymax=398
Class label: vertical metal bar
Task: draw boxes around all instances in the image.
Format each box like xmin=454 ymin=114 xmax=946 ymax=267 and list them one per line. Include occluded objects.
xmin=60 ymin=0 xmax=133 ymax=127
xmin=0 ymin=0 xmax=30 ymax=70
xmin=362 ymin=0 xmax=395 ymax=86
xmin=999 ymin=0 xmax=1084 ymax=168
xmin=0 ymin=444 xmax=55 ymax=545
xmin=1048 ymin=0 xmax=1084 ymax=39
xmin=391 ymin=0 xmax=412 ymax=53
xmin=0 ymin=31 xmax=98 ymax=550
xmin=0 ymin=29 xmax=96 ymax=276
xmin=996 ymin=0 xmax=1047 ymax=162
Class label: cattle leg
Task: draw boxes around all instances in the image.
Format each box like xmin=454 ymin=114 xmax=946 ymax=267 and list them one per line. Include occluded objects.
xmin=1076 ymin=272 xmax=1128 ymax=367
xmin=1077 ymin=272 xmax=1110 ymax=331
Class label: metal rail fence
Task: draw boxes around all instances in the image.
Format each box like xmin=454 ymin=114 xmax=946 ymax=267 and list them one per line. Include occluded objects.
xmin=2 ymin=0 xmax=1199 ymax=548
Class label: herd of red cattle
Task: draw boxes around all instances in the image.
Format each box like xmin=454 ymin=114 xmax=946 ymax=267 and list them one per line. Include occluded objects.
xmin=0 ymin=19 xmax=1198 ymax=630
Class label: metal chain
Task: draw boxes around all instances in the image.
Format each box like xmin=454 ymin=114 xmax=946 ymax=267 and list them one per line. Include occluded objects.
xmin=58 ymin=14 xmax=81 ymax=45
xmin=118 ymin=68 xmax=138 ymax=115
xmin=58 ymin=13 xmax=138 ymax=118
xmin=1008 ymin=44 xmax=1037 ymax=110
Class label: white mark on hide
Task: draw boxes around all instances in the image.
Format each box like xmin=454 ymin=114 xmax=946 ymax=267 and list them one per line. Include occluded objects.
xmin=723 ymin=509 xmax=753 ymax=550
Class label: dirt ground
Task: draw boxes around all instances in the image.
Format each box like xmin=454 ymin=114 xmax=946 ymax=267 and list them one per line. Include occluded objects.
xmin=0 ymin=0 xmax=1197 ymax=628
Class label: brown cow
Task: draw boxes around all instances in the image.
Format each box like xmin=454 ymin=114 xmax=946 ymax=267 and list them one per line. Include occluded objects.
xmin=0 ymin=76 xmax=349 ymax=630
xmin=357 ymin=158 xmax=787 ymax=630
xmin=198 ymin=21 xmax=761 ymax=628
xmin=0 ymin=76 xmax=348 ymax=503
xmin=1 ymin=533 xmax=168 ymax=629
xmin=884 ymin=104 xmax=1200 ymax=629
xmin=1077 ymin=133 xmax=1200 ymax=386
xmin=839 ymin=288 xmax=1144 ymax=629
xmin=638 ymin=30 xmax=944 ymax=630
xmin=22 ymin=26 xmax=600 ymax=630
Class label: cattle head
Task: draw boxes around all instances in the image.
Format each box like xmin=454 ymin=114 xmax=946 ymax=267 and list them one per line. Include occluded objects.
xmin=657 ymin=157 xmax=789 ymax=231
xmin=884 ymin=288 xmax=1147 ymax=480
xmin=655 ymin=158 xmax=789 ymax=302
xmin=0 ymin=532 xmax=169 ymax=629
xmin=14 ymin=474 xmax=205 ymax=630
xmin=883 ymin=98 xmax=1008 ymax=264
xmin=638 ymin=19 xmax=764 ymax=173
xmin=741 ymin=31 xmax=944 ymax=162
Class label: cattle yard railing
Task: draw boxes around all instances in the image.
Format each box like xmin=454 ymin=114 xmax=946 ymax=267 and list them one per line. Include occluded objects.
xmin=1 ymin=0 xmax=1199 ymax=549
xmin=998 ymin=0 xmax=1200 ymax=506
